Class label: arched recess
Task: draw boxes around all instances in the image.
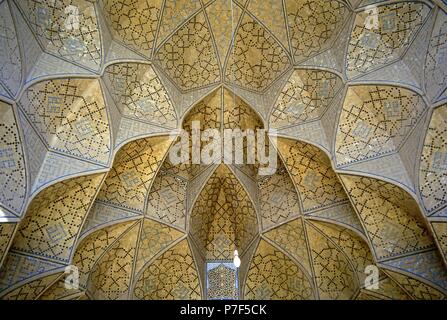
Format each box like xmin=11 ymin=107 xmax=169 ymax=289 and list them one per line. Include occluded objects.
xmin=189 ymin=165 xmax=259 ymax=261
xmin=339 ymin=173 xmax=447 ymax=295
xmin=0 ymin=172 xmax=105 ymax=298
xmin=132 ymin=238 xmax=202 ymax=300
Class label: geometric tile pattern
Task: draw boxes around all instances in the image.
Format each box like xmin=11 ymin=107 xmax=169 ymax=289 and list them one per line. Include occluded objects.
xmin=19 ymin=78 xmax=111 ymax=165
xmin=0 ymin=223 xmax=16 ymax=265
xmin=432 ymin=222 xmax=447 ymax=259
xmin=134 ymin=218 xmax=184 ymax=275
xmin=145 ymin=171 xmax=187 ymax=229
xmin=277 ymin=138 xmax=349 ymax=212
xmin=336 ymin=85 xmax=426 ymax=166
xmin=104 ymin=63 xmax=177 ymax=127
xmin=244 ymin=239 xmax=314 ymax=300
xmin=133 ymin=239 xmax=201 ymax=300
xmin=1 ymin=272 xmax=60 ymax=300
xmin=284 ymin=0 xmax=349 ymax=63
xmin=11 ymin=173 xmax=104 ymax=263
xmin=419 ymin=104 xmax=447 ymax=214
xmin=425 ymin=10 xmax=447 ymax=101
xmin=88 ymin=222 xmax=140 ymax=300
xmin=17 ymin=0 xmax=102 ymax=70
xmin=225 ymin=12 xmax=291 ymax=92
xmin=263 ymin=218 xmax=311 ymax=274
xmin=0 ymin=102 xmax=26 ymax=216
xmin=207 ymin=262 xmax=238 ymax=300
xmin=101 ymin=0 xmax=163 ymax=58
xmin=96 ymin=136 xmax=172 ymax=212
xmin=155 ymin=12 xmax=220 ymax=92
xmin=0 ymin=1 xmax=22 ymax=96
xmin=189 ymin=165 xmax=258 ymax=260
xmin=346 ymin=2 xmax=430 ymax=78
xmin=269 ymin=69 xmax=343 ymax=128
xmin=305 ymin=222 xmax=357 ymax=300
xmin=340 ymin=174 xmax=434 ymax=261
xmin=258 ymin=164 xmax=301 ymax=229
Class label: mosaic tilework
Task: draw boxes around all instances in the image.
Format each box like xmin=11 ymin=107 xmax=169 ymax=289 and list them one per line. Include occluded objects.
xmin=133 ymin=239 xmax=201 ymax=300
xmin=306 ymin=222 xmax=357 ymax=300
xmin=2 ymin=272 xmax=60 ymax=300
xmin=263 ymin=218 xmax=311 ymax=274
xmin=248 ymin=0 xmax=288 ymax=49
xmin=244 ymin=239 xmax=314 ymax=300
xmin=0 ymin=223 xmax=16 ymax=265
xmin=101 ymin=0 xmax=163 ymax=58
xmin=419 ymin=104 xmax=447 ymax=214
xmin=145 ymin=171 xmax=187 ymax=230
xmin=346 ymin=2 xmax=429 ymax=78
xmin=19 ymin=78 xmax=111 ymax=165
xmin=17 ymin=0 xmax=102 ymax=70
xmin=38 ymin=278 xmax=82 ymax=300
xmin=362 ymin=275 xmax=412 ymax=300
xmin=88 ymin=222 xmax=140 ymax=300
xmin=189 ymin=165 xmax=258 ymax=260
xmin=207 ymin=262 xmax=238 ymax=300
xmin=258 ymin=164 xmax=301 ymax=229
xmin=225 ymin=12 xmax=291 ymax=93
xmin=311 ymin=221 xmax=374 ymax=284
xmin=104 ymin=63 xmax=177 ymax=127
xmin=0 ymin=1 xmax=22 ymax=96
xmin=205 ymin=0 xmax=242 ymax=65
xmin=0 ymin=102 xmax=26 ymax=216
xmin=336 ymin=85 xmax=426 ymax=167
xmin=269 ymin=69 xmax=343 ymax=128
xmin=0 ymin=252 xmax=64 ymax=293
xmin=425 ymin=10 xmax=447 ymax=101
xmin=340 ymin=174 xmax=434 ymax=260
xmin=155 ymin=11 xmax=220 ymax=92
xmin=134 ymin=218 xmax=184 ymax=275
xmin=11 ymin=173 xmax=104 ymax=263
xmin=284 ymin=0 xmax=348 ymax=63
xmin=432 ymin=222 xmax=447 ymax=259
xmin=385 ymin=269 xmax=446 ymax=300
xmin=72 ymin=221 xmax=136 ymax=289
xmin=96 ymin=136 xmax=172 ymax=212
xmin=277 ymin=138 xmax=349 ymax=212
xmin=156 ymin=0 xmax=201 ymax=45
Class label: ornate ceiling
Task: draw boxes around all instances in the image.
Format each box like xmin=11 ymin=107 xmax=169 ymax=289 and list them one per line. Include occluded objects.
xmin=0 ymin=0 xmax=446 ymax=300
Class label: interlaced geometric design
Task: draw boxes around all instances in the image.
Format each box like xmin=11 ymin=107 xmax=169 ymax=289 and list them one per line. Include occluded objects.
xmin=19 ymin=78 xmax=111 ymax=165
xmin=0 ymin=1 xmax=22 ymax=96
xmin=277 ymin=138 xmax=349 ymax=212
xmin=305 ymin=222 xmax=357 ymax=300
xmin=225 ymin=13 xmax=291 ymax=92
xmin=88 ymin=222 xmax=139 ymax=300
xmin=336 ymin=85 xmax=426 ymax=166
xmin=96 ymin=136 xmax=172 ymax=212
xmin=104 ymin=63 xmax=177 ymax=127
xmin=340 ymin=174 xmax=434 ymax=260
xmin=207 ymin=262 xmax=238 ymax=300
xmin=101 ymin=0 xmax=163 ymax=58
xmin=0 ymin=223 xmax=16 ymax=264
xmin=17 ymin=0 xmax=102 ymax=70
xmin=155 ymin=12 xmax=220 ymax=91
xmin=244 ymin=240 xmax=314 ymax=300
xmin=269 ymin=69 xmax=343 ymax=128
xmin=284 ymin=0 xmax=348 ymax=62
xmin=432 ymin=222 xmax=447 ymax=259
xmin=0 ymin=102 xmax=26 ymax=216
xmin=347 ymin=2 xmax=429 ymax=78
xmin=2 ymin=272 xmax=60 ymax=300
xmin=133 ymin=239 xmax=201 ymax=300
xmin=72 ymin=221 xmax=136 ymax=289
xmin=134 ymin=218 xmax=184 ymax=275
xmin=145 ymin=171 xmax=187 ymax=229
xmin=263 ymin=218 xmax=311 ymax=274
xmin=258 ymin=164 xmax=301 ymax=229
xmin=419 ymin=104 xmax=447 ymax=214
xmin=190 ymin=165 xmax=258 ymax=260
xmin=11 ymin=173 xmax=104 ymax=263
